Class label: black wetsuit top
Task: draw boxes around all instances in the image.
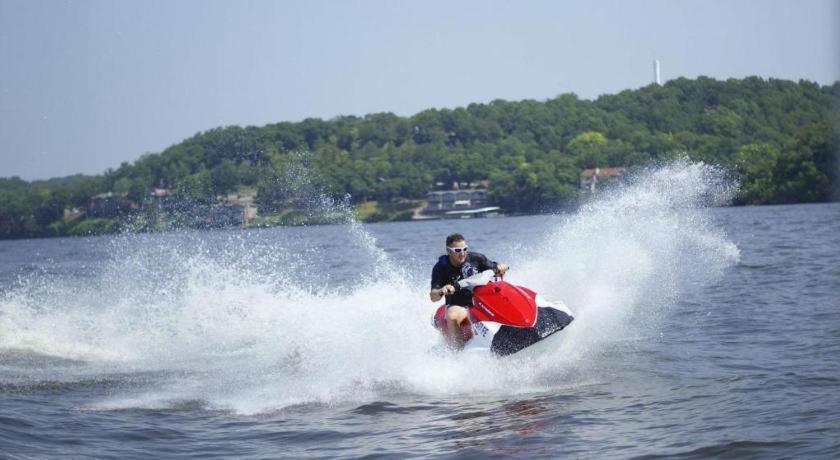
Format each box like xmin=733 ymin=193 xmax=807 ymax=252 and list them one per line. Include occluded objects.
xmin=430 ymin=252 xmax=498 ymax=306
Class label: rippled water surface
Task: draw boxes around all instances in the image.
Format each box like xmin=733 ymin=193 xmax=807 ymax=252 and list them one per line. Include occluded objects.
xmin=1 ymin=164 xmax=838 ymax=458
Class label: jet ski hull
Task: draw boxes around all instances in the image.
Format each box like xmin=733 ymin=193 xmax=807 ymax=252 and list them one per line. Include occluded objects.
xmin=490 ymin=306 xmax=574 ymax=355
xmin=432 ymin=293 xmax=574 ymax=355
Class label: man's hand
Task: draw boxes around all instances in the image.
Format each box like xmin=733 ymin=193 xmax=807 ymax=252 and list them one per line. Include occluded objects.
xmin=430 ymin=284 xmax=457 ymax=302
xmin=496 ymin=263 xmax=509 ymax=275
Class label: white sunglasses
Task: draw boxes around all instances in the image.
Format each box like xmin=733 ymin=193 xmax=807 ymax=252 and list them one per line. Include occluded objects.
xmin=447 ymin=246 xmax=468 ymax=254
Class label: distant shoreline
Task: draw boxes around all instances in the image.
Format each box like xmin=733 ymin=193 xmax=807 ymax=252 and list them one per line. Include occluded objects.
xmin=1 ymin=200 xmax=837 ymax=242
xmin=2 ymin=77 xmax=837 ymax=240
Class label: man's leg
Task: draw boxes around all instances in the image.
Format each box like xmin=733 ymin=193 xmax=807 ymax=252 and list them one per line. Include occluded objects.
xmin=445 ymin=305 xmax=469 ymax=349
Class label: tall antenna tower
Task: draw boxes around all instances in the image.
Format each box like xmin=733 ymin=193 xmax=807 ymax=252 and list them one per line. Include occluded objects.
xmin=654 ymin=60 xmax=661 ymax=85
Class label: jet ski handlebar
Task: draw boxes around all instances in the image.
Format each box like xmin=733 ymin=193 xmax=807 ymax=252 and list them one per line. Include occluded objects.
xmin=454 ymin=269 xmax=497 ymax=291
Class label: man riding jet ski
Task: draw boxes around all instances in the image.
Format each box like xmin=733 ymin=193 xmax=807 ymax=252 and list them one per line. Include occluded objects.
xmin=430 ymin=233 xmax=573 ymax=355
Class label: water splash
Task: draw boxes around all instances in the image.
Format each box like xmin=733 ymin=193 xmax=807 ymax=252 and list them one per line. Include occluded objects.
xmin=519 ymin=159 xmax=740 ymax=364
xmin=0 ymin=159 xmax=739 ymax=414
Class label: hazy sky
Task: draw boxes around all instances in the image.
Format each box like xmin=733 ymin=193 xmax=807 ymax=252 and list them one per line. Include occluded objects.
xmin=1 ymin=0 xmax=838 ymax=180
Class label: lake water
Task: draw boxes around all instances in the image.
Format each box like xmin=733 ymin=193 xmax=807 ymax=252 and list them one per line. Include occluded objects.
xmin=1 ymin=162 xmax=838 ymax=458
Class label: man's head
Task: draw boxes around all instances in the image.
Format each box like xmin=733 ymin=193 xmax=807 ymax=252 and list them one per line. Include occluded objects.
xmin=445 ymin=233 xmax=468 ymax=266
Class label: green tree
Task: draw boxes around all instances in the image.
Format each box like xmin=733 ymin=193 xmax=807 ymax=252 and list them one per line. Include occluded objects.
xmin=732 ymin=143 xmax=780 ymax=204
xmin=567 ymin=131 xmax=608 ymax=168
xmin=34 ymin=191 xmax=68 ymax=228
xmin=210 ymin=160 xmax=239 ymax=195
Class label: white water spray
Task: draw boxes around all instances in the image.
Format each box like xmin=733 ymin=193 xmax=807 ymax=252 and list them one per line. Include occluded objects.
xmin=0 ymin=160 xmax=739 ymax=414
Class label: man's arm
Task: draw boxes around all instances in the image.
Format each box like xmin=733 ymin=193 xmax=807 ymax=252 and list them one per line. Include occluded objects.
xmin=430 ymin=263 xmax=455 ymax=302
xmin=473 ymin=252 xmax=509 ymax=275
xmin=430 ymin=284 xmax=456 ymax=302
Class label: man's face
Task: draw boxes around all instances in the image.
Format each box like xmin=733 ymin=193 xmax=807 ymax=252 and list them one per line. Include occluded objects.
xmin=447 ymin=240 xmax=468 ymax=266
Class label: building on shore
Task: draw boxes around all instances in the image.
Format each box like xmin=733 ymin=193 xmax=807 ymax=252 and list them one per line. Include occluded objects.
xmin=221 ymin=189 xmax=258 ymax=226
xmin=87 ymin=187 xmax=259 ymax=229
xmin=88 ymin=192 xmax=137 ymax=218
xmin=417 ymin=187 xmax=500 ymax=219
xmin=580 ymin=167 xmax=627 ymax=194
xmin=184 ymin=203 xmax=249 ymax=229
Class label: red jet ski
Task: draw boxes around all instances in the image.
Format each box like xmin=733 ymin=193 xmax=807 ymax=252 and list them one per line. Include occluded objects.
xmin=432 ymin=270 xmax=574 ymax=355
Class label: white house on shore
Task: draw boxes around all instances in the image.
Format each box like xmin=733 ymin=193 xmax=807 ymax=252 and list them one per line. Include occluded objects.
xmin=580 ymin=167 xmax=627 ymax=194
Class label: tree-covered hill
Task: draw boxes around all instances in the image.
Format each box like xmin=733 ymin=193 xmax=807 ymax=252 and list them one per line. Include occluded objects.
xmin=1 ymin=76 xmax=838 ymax=239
